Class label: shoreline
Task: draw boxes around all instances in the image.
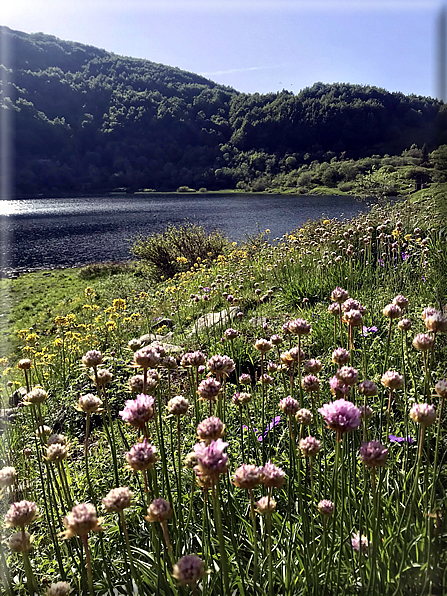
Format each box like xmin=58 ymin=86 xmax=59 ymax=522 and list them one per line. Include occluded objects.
xmin=10 ymin=189 xmax=370 ymax=200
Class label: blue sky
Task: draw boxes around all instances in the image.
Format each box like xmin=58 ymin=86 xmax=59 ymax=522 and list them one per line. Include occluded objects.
xmin=2 ymin=0 xmax=445 ymax=98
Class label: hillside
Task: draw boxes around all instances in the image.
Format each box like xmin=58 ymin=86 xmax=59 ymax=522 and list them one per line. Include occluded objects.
xmin=1 ymin=26 xmax=447 ymax=194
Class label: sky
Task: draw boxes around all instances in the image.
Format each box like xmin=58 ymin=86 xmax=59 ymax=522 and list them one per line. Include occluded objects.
xmin=1 ymin=0 xmax=446 ymax=99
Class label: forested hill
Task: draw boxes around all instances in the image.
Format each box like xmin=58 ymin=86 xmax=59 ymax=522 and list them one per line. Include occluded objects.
xmin=1 ymin=26 xmax=446 ymax=195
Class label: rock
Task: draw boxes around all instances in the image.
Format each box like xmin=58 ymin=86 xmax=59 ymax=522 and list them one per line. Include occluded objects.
xmin=158 ymin=342 xmax=183 ymax=354
xmin=138 ymin=335 xmax=182 ymax=354
xmin=191 ymin=307 xmax=242 ymax=334
xmin=11 ymin=387 xmax=27 ymax=407
xmin=249 ymin=316 xmax=269 ymax=327
xmin=139 ymin=333 xmax=166 ymax=344
xmin=152 ymin=318 xmax=174 ymax=329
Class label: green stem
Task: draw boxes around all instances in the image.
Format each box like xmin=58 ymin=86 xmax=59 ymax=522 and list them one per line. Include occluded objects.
xmin=22 ymin=550 xmax=38 ymax=595
xmin=212 ymin=482 xmax=230 ymax=594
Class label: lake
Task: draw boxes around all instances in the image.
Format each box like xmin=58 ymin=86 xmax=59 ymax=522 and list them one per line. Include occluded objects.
xmin=0 ymin=193 xmax=370 ymax=274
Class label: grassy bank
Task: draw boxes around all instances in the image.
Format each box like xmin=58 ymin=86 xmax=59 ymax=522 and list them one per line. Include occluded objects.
xmin=0 ymin=193 xmax=446 ymax=596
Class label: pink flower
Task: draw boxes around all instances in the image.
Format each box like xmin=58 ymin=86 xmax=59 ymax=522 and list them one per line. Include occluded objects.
xmin=119 ymin=394 xmax=155 ymax=428
xmin=193 ymin=439 xmax=228 ymax=480
xmin=319 ymin=399 xmax=361 ymax=435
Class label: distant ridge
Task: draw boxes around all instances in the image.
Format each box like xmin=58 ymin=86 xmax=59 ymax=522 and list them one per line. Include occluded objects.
xmin=1 ymin=26 xmax=445 ymax=194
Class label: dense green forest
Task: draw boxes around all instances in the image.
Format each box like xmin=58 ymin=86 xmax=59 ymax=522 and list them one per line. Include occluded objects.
xmin=1 ymin=26 xmax=447 ymax=195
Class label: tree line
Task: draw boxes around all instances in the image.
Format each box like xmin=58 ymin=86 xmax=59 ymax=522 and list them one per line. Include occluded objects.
xmin=1 ymin=26 xmax=446 ymax=195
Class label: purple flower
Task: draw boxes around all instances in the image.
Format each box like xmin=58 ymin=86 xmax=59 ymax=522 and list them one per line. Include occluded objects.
xmin=260 ymin=416 xmax=281 ymax=441
xmin=319 ymin=399 xmax=361 ymax=435
xmin=261 ymin=460 xmax=286 ymax=488
xmin=329 ymin=376 xmax=350 ymax=398
xmin=197 ymin=416 xmax=225 ymax=443
xmin=388 ymin=434 xmax=414 ymax=444
xmin=125 ymin=439 xmax=158 ymax=471
xmin=119 ymin=394 xmax=155 ymax=429
xmin=359 ymin=440 xmax=388 ymax=468
xmin=362 ymin=325 xmax=378 ymax=337
xmin=193 ymin=439 xmax=228 ymax=480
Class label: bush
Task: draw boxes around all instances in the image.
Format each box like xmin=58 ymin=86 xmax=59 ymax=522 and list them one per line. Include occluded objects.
xmin=130 ymin=222 xmax=229 ymax=279
xmin=78 ymin=261 xmax=135 ymax=279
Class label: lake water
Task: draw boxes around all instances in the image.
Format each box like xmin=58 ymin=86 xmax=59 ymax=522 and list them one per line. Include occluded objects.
xmin=0 ymin=193 xmax=370 ymax=274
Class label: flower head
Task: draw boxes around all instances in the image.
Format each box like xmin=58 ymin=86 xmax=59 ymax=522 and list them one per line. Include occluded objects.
xmin=397 ymin=318 xmax=412 ymax=332
xmin=295 ymin=408 xmax=313 ymax=425
xmin=409 ymin=403 xmax=436 ymax=427
xmin=128 ymin=375 xmax=144 ymax=393
xmin=8 ymin=531 xmax=32 ymax=553
xmin=125 ymin=440 xmax=158 ymax=472
xmin=302 ymin=375 xmax=320 ymax=392
xmin=435 ymin=378 xmax=447 ymax=398
xmin=62 ymin=503 xmax=102 ymax=539
xmin=254 ymin=339 xmax=272 ymax=354
xmin=224 ymin=328 xmax=239 ymax=340
xmin=181 ymin=351 xmax=206 ymax=368
xmin=232 ymin=391 xmax=252 ymax=406
xmin=256 ymin=495 xmax=277 ymax=514
xmin=207 ymin=355 xmax=235 ymax=377
xmin=329 ymin=376 xmax=350 ymax=398
xmin=197 ymin=377 xmax=221 ymax=402
xmin=299 ymin=436 xmax=322 ymax=457
xmin=102 ymin=487 xmax=133 ymax=512
xmin=5 ymin=500 xmax=39 ymax=528
xmin=82 ymin=350 xmax=103 ymax=368
xmin=167 ymin=396 xmax=189 ymax=416
xmin=0 ymin=466 xmax=16 ymax=489
xmin=381 ymin=371 xmax=403 ymax=390
xmin=46 ymin=582 xmax=71 ymax=596
xmin=279 ymin=396 xmax=299 ymax=416
xmin=18 ymin=358 xmax=32 ymax=370
xmin=194 ymin=439 xmax=228 ymax=480
xmin=46 ymin=443 xmax=68 ymax=463
xmin=261 ymin=461 xmax=285 ymax=488
xmin=95 ymin=369 xmax=113 ymax=386
xmin=331 ymin=287 xmax=349 ymax=303
xmin=412 ymin=333 xmax=435 ymax=351
xmin=331 ymin=348 xmax=350 ymax=366
xmin=383 ymin=303 xmax=402 ymax=319
xmin=424 ymin=311 xmax=447 ymax=333
xmin=351 ymin=531 xmax=369 ymax=554
xmin=328 ymin=302 xmax=341 ymax=316
xmin=319 ymin=399 xmax=361 ymax=435
xmin=270 ymin=334 xmax=283 ymax=346
xmin=134 ymin=346 xmax=162 ymax=369
xmin=233 ymin=464 xmax=263 ymax=489
xmin=239 ymin=373 xmax=252 ymax=386
xmin=359 ymin=440 xmax=388 ymax=468
xmin=23 ymin=387 xmax=48 ymax=406
xmin=120 ymin=394 xmax=155 ymax=428
xmin=145 ymin=498 xmax=173 ymax=522
xmin=342 ymin=309 xmax=363 ymax=327
xmin=172 ymin=555 xmax=206 ymax=587
xmin=197 ymin=417 xmax=225 ymax=443
xmin=287 ymin=318 xmax=311 ymax=336
xmin=393 ymin=294 xmax=408 ymax=311
xmin=336 ymin=366 xmax=358 ymax=386
xmin=304 ymin=359 xmax=323 ymax=374
xmin=358 ymin=380 xmax=378 ymax=397
xmin=317 ymin=500 xmax=334 ymax=516
xmin=77 ymin=393 xmax=102 ymax=414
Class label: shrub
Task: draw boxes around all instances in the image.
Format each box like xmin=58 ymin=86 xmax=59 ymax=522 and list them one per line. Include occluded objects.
xmin=78 ymin=261 xmax=135 ymax=279
xmin=130 ymin=222 xmax=229 ymax=279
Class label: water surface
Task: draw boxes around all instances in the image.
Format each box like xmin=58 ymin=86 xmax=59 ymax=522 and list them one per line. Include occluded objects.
xmin=0 ymin=193 xmax=369 ymax=273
